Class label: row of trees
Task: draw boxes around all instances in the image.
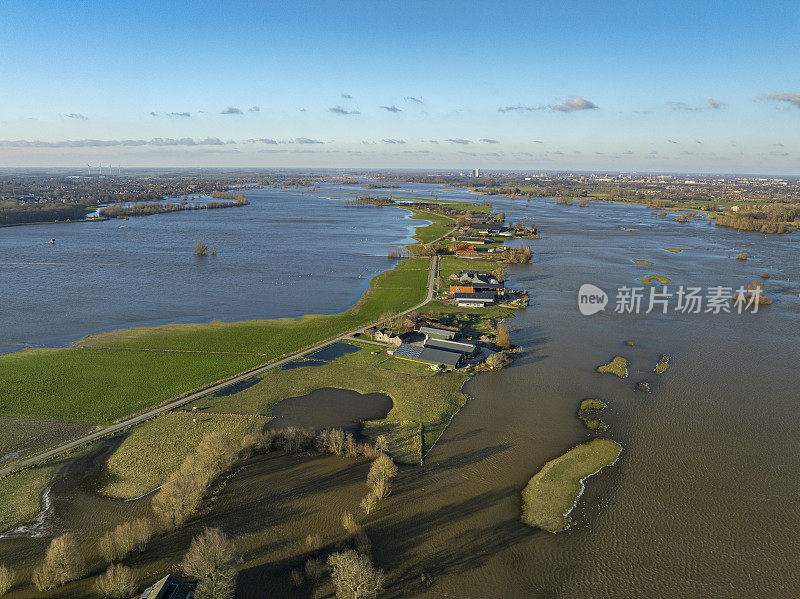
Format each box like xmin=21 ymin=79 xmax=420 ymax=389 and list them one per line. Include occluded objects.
xmin=100 ymin=196 xmax=248 ymax=218
xmin=0 ymin=201 xmax=89 ymax=225
xmin=715 ymin=204 xmax=800 ymax=233
xmin=18 ymin=424 xmax=395 ymax=598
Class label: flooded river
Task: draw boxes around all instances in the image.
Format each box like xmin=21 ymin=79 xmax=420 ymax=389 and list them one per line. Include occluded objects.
xmin=1 ymin=183 xmax=799 ymax=597
xmin=0 ymin=186 xmax=422 ymax=353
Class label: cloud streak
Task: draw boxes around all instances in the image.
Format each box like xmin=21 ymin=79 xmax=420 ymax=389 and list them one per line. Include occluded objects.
xmin=479 ymin=138 xmax=500 ymax=143
xmin=756 ymin=92 xmax=800 ymax=109
xmin=379 ymin=105 xmax=402 ymax=113
xmin=445 ymin=138 xmax=471 ymax=144
xmin=329 ymin=106 xmax=360 ymax=115
xmin=404 ymin=96 xmax=423 ymax=104
xmin=0 ymin=137 xmax=226 ymax=147
xmin=668 ymin=98 xmax=725 ymax=111
xmin=64 ymin=113 xmax=88 ymax=120
xmin=499 ymin=96 xmax=597 ymax=113
xmin=220 ymin=107 xmax=243 ymax=115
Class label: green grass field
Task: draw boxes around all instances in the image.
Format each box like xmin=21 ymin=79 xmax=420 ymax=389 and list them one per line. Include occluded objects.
xmin=101 ymin=412 xmax=271 ymax=498
xmin=438 ymin=256 xmax=503 ymax=280
xmin=0 ymin=348 xmax=265 ymax=422
xmin=521 ymin=439 xmax=622 ymax=532
xmin=408 ymin=211 xmax=456 ymax=244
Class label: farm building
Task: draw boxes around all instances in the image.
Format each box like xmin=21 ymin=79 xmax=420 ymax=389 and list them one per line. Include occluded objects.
xmin=393 ymin=344 xmax=463 ymax=368
xmin=454 ymin=291 xmax=497 ymax=308
xmin=419 ymin=326 xmax=458 ymax=340
xmin=453 ymin=244 xmax=478 ymax=256
xmin=139 ymin=575 xmax=195 ymax=599
xmin=454 ymin=236 xmax=488 ymax=244
xmin=424 ymin=337 xmax=477 ymax=356
xmin=372 ymin=328 xmax=404 ymax=346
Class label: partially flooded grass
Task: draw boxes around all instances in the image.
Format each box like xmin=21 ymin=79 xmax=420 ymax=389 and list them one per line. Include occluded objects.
xmin=101 ymin=412 xmax=271 ymax=499
xmin=654 ymin=355 xmax=670 ymax=374
xmin=597 ymin=356 xmax=629 ymax=378
xmin=521 ymin=439 xmax=622 ymax=532
xmin=632 ymin=259 xmax=654 ymax=265
xmin=664 ymin=248 xmax=687 ymax=253
xmin=0 ymin=465 xmax=54 ymax=530
xmin=203 ymin=344 xmax=469 ymax=464
xmin=577 ymin=399 xmax=608 ymax=432
xmin=637 ymin=275 xmax=672 ymax=286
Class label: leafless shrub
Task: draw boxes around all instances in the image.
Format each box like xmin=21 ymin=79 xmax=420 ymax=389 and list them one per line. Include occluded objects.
xmin=32 ymin=533 xmax=86 ymax=591
xmin=373 ymin=435 xmax=388 ymax=454
xmin=360 ymin=492 xmax=378 ymax=515
xmin=496 ymin=322 xmax=511 ymax=349
xmin=305 ymin=533 xmax=322 ymax=552
xmin=194 ymin=242 xmax=208 ymax=256
xmin=304 ymin=557 xmax=326 ymax=581
xmin=327 ymin=550 xmax=384 ymax=599
xmin=344 ymin=433 xmax=358 ymax=458
xmin=366 ymin=454 xmax=398 ymax=500
xmin=290 ymin=568 xmax=304 ymax=587
xmin=152 ymin=468 xmax=204 ymax=529
xmin=95 ymin=564 xmax=135 ymax=599
xmin=182 ymin=528 xmax=239 ymax=599
xmin=0 ymin=564 xmax=15 ymax=596
xmin=341 ymin=512 xmax=371 ymax=555
xmin=328 ymin=429 xmax=345 ymax=455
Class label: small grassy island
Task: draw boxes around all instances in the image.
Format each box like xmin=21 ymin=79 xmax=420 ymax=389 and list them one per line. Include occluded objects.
xmin=521 ymin=438 xmax=622 ymax=533
xmin=577 ymin=399 xmax=608 ymax=431
xmin=654 ymin=355 xmax=670 ymax=374
xmin=597 ymin=356 xmax=629 ymax=378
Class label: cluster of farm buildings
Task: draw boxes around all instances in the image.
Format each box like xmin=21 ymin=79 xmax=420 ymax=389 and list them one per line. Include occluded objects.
xmin=373 ymin=326 xmax=481 ymax=369
xmin=449 ymin=213 xmax=537 ymax=256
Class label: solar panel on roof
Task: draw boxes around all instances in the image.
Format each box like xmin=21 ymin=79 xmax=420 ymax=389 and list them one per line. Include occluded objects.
xmin=395 ymin=344 xmax=423 ymax=358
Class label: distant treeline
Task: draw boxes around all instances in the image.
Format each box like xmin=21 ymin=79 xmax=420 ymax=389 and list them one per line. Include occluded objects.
xmin=715 ymin=205 xmax=800 ymax=234
xmin=363 ymin=183 xmax=400 ymax=189
xmin=344 ymin=196 xmax=396 ymax=207
xmin=210 ymin=190 xmax=247 ymax=201
xmin=0 ymin=201 xmax=90 ymax=225
xmin=100 ymin=197 xmax=249 ymax=218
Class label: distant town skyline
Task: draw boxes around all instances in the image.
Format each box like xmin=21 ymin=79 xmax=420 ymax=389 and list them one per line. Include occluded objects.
xmin=2 ymin=0 xmax=799 ymax=174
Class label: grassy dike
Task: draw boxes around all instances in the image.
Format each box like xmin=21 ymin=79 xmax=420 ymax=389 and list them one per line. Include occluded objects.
xmin=521 ymin=439 xmax=622 ymax=533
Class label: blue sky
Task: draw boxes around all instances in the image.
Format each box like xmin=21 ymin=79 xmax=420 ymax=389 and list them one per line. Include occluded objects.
xmin=1 ymin=0 xmax=799 ymax=173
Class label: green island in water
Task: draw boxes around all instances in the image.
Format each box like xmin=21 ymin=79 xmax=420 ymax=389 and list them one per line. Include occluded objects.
xmin=521 ymin=438 xmax=623 ymax=533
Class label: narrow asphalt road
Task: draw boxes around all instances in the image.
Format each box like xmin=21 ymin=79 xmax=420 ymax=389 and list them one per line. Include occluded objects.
xmin=0 ymin=224 xmax=453 ymax=479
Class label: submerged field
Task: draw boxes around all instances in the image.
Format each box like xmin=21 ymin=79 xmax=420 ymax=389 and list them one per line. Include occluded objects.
xmin=205 ymin=341 xmax=470 ymax=463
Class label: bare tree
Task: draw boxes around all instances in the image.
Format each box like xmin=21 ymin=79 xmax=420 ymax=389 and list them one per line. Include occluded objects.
xmin=0 ymin=564 xmax=15 ymax=596
xmin=366 ymin=454 xmax=398 ymax=500
xmin=327 ymin=429 xmax=345 ymax=455
xmin=32 ymin=533 xmax=87 ymax=591
xmin=152 ymin=468 xmax=203 ymax=529
xmin=95 ymin=564 xmax=136 ymax=599
xmin=341 ymin=512 xmax=371 ymax=555
xmin=327 ymin=550 xmax=385 ymax=599
xmin=360 ymin=492 xmax=378 ymax=515
xmin=194 ymin=242 xmax=208 ymax=256
xmin=182 ymin=528 xmax=239 ymax=599
xmin=496 ymin=323 xmax=511 ymax=349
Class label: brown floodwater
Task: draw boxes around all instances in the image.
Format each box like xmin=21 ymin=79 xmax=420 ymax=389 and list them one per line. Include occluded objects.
xmin=2 ymin=194 xmax=799 ymax=598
